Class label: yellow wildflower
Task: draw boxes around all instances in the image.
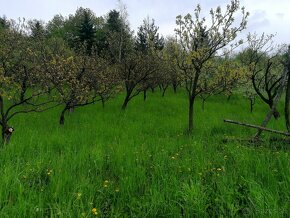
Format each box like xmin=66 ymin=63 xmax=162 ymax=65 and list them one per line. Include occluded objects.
xmin=92 ymin=208 xmax=98 ymax=215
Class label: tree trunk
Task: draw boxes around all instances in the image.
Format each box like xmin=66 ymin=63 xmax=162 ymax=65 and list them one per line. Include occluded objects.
xmin=101 ymin=96 xmax=105 ymax=108
xmin=1 ymin=123 xmax=14 ymax=145
xmin=122 ymin=90 xmax=132 ymax=110
xmin=254 ymin=59 xmax=288 ymax=139
xmin=273 ymin=108 xmax=280 ymax=119
xmin=249 ymin=97 xmax=255 ymax=113
xmin=1 ymin=126 xmax=4 ymax=144
xmin=173 ymin=83 xmax=177 ymax=93
xmin=188 ymin=96 xmax=195 ymax=133
xmin=285 ymin=51 xmax=290 ymax=131
xmin=162 ymin=86 xmax=168 ymax=97
xmin=250 ymin=99 xmax=254 ymax=113
xmin=269 ymin=101 xmax=280 ymax=119
xmin=59 ymin=106 xmax=68 ymax=125
xmin=188 ymin=70 xmax=200 ymax=134
xmin=20 ymin=88 xmax=26 ymax=102
xmin=143 ymin=90 xmax=147 ymax=101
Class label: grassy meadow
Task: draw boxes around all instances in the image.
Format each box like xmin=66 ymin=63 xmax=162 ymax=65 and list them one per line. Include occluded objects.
xmin=0 ymin=90 xmax=289 ymax=217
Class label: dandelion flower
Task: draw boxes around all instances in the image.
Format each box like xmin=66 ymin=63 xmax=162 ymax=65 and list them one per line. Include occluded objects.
xmin=92 ymin=208 xmax=98 ymax=215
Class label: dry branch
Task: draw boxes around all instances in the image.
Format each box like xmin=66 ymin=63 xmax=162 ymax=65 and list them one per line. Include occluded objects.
xmin=224 ymin=119 xmax=290 ymax=137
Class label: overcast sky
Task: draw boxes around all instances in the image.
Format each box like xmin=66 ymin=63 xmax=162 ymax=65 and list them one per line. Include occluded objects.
xmin=1 ymin=0 xmax=289 ymax=44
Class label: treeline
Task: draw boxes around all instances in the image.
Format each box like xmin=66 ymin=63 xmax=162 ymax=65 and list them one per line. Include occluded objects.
xmin=0 ymin=0 xmax=289 ymax=144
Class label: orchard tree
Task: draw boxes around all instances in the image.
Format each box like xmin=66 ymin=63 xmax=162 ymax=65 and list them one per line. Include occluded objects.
xmin=40 ymin=40 xmax=119 ymax=124
xmin=119 ymin=50 xmax=159 ymax=109
xmin=198 ymin=58 xmax=246 ymax=110
xmin=242 ymin=86 xmax=257 ymax=113
xmin=238 ymin=33 xmax=284 ymax=119
xmin=104 ymin=5 xmax=161 ymax=109
xmin=0 ymin=21 xmax=58 ymax=144
xmin=163 ymin=37 xmax=182 ymax=93
xmin=175 ymin=0 xmax=248 ymax=133
xmin=283 ymin=46 xmax=290 ymax=131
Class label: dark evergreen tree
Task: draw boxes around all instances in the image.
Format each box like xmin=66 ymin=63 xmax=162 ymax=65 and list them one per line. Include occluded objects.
xmin=77 ymin=9 xmax=96 ymax=54
xmin=104 ymin=9 xmax=133 ymax=63
xmin=106 ymin=10 xmax=122 ymax=33
xmin=28 ymin=20 xmax=46 ymax=39
xmin=0 ymin=16 xmax=10 ymax=30
xmin=135 ymin=17 xmax=164 ymax=53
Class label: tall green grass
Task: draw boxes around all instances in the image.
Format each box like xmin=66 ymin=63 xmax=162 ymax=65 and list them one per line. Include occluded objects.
xmin=0 ymin=90 xmax=289 ymax=217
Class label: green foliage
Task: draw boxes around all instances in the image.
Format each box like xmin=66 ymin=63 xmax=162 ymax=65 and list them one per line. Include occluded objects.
xmin=174 ymin=0 xmax=249 ymax=132
xmin=46 ymin=14 xmax=66 ymax=39
xmin=236 ymin=33 xmax=286 ymax=118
